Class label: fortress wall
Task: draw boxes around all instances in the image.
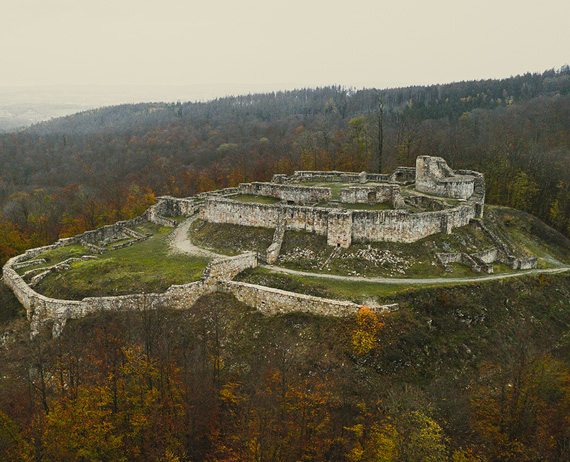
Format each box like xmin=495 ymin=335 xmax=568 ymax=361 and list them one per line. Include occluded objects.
xmin=389 ymin=167 xmax=416 ymax=184
xmin=2 ymin=266 xmax=84 ymax=321
xmin=327 ymin=211 xmax=352 ymax=247
xmin=290 ymin=171 xmax=365 ymax=183
xmin=352 ymin=210 xmax=446 ymax=243
xmin=239 ymin=182 xmax=331 ymax=203
xmin=364 ymin=173 xmax=391 ymax=182
xmin=446 ymin=203 xmax=477 ymax=228
xmin=201 ymin=253 xmax=258 ymax=284
xmin=80 ymin=281 xmax=206 ymax=318
xmin=146 ymin=205 xmax=178 ymax=227
xmin=282 ymin=205 xmax=330 ymax=235
xmin=201 ymin=198 xmax=280 ymax=228
xmin=156 ymin=196 xmax=198 ymax=217
xmin=218 ymin=281 xmax=364 ymax=317
xmin=196 ymin=187 xmax=240 ymax=199
xmin=340 ymin=184 xmax=401 ymax=204
xmin=72 ymin=215 xmax=148 ymax=245
xmin=273 ymin=168 xmax=417 ymax=186
xmin=416 ymin=156 xmax=475 ymax=200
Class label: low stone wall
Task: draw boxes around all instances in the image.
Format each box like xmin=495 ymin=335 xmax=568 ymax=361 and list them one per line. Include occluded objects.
xmin=289 ymin=170 xmax=366 ymax=183
xmin=471 ymin=248 xmax=500 ymax=264
xmin=340 ymin=184 xmax=404 ymax=208
xmin=72 ymin=215 xmax=147 ymax=245
xmin=239 ymin=182 xmax=331 ymax=204
xmin=146 ymin=205 xmax=177 ymax=227
xmin=507 ymin=256 xmax=538 ymax=270
xmin=13 ymin=259 xmax=47 ymax=270
xmin=156 ymin=196 xmax=198 ymax=217
xmin=196 ymin=187 xmax=240 ymax=199
xmin=200 ymin=253 xmax=258 ymax=284
xmin=436 ymin=252 xmax=487 ymax=273
xmin=219 ymin=281 xmax=365 ymax=316
xmin=273 ymin=167 xmax=416 ymax=186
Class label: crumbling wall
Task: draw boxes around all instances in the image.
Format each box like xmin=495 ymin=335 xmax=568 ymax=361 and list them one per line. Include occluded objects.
xmin=416 ymin=156 xmax=475 ymax=200
xmin=340 ymin=184 xmax=405 ymax=208
xmin=218 ymin=281 xmax=365 ymax=316
xmin=202 ymin=197 xmax=478 ymax=245
xmin=200 ymin=253 xmax=258 ymax=285
xmin=327 ymin=210 xmax=353 ymax=248
xmin=351 ymin=210 xmax=445 ymax=243
xmin=288 ymin=170 xmax=365 ymax=183
xmin=156 ymin=196 xmax=198 ymax=217
xmin=282 ymin=206 xmax=330 ymax=235
xmin=239 ymin=182 xmax=331 ymax=203
xmin=200 ymin=198 xmax=280 ymax=228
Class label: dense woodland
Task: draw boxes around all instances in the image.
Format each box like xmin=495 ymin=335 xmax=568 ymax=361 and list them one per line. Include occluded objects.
xmin=2 ymin=68 xmax=570 ymax=461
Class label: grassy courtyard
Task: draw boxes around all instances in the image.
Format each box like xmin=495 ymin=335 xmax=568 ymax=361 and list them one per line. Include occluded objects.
xmin=34 ymin=223 xmax=210 ymax=300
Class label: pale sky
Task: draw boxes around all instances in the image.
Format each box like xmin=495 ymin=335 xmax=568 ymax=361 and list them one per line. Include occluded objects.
xmin=1 ymin=0 xmax=569 ymax=102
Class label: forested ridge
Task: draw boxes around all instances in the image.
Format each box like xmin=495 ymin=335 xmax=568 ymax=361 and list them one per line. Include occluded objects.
xmin=1 ymin=67 xmax=570 ymax=265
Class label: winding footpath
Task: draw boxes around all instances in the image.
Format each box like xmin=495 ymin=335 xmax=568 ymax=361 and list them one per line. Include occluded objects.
xmin=171 ymin=218 xmax=570 ymax=285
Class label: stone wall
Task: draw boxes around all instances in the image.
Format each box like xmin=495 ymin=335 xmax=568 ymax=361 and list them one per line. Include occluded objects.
xmin=156 ymin=196 xmax=198 ymax=217
xmin=71 ymin=215 xmax=147 ymax=245
xmin=200 ymin=253 xmax=258 ymax=285
xmin=265 ymin=214 xmax=286 ymax=264
xmin=436 ymin=252 xmax=489 ymax=273
xmin=274 ymin=167 xmax=416 ymax=186
xmin=340 ymin=184 xmax=405 ymax=208
xmin=288 ymin=170 xmax=366 ymax=183
xmin=201 ymin=198 xmax=280 ymax=228
xmin=239 ymin=182 xmax=331 ymax=203
xmin=219 ymin=281 xmax=366 ymax=316
xmin=146 ymin=205 xmax=177 ymax=227
xmin=416 ymin=156 xmax=475 ymax=200
xmin=201 ymin=196 xmax=478 ymax=246
xmin=327 ymin=210 xmax=353 ymax=248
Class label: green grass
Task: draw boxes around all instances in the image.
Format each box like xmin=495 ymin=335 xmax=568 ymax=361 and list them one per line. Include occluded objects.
xmin=190 ymin=220 xmax=274 ymax=255
xmin=16 ymin=244 xmax=91 ymax=276
xmin=230 ymin=194 xmax=281 ymax=204
xmin=35 ymin=226 xmax=210 ymax=300
xmin=235 ymin=266 xmax=457 ymax=303
xmin=276 ymin=225 xmax=509 ymax=279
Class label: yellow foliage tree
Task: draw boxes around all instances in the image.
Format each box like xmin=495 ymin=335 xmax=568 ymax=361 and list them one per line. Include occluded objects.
xmin=351 ymin=306 xmax=384 ymax=356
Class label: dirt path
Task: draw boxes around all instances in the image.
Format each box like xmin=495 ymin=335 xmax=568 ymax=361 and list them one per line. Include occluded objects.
xmin=170 ymin=216 xmax=570 ymax=284
xmin=169 ymin=216 xmax=223 ymax=260
xmin=260 ymin=264 xmax=570 ymax=285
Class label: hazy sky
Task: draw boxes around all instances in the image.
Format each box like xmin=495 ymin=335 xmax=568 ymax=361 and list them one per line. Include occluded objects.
xmin=2 ymin=0 xmax=569 ymax=102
